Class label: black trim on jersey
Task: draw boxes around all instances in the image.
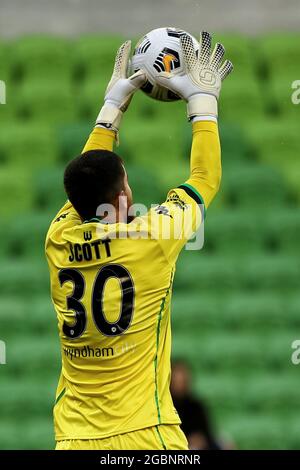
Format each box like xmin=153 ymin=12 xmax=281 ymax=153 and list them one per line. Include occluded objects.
xmin=178 ymin=184 xmax=203 ymax=205
xmin=83 ymin=217 xmax=101 ymax=224
xmin=177 ymin=184 xmax=206 ymax=219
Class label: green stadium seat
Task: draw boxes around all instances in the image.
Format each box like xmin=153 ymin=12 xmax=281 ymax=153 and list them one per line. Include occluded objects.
xmin=194 ymin=371 xmax=298 ymax=406
xmin=283 ymin=166 xmax=300 ymax=204
xmin=5 ymin=213 xmax=50 ymax=259
xmin=0 ymin=260 xmax=49 ymax=296
xmin=192 ymin=372 xmax=300 ymax=442
xmin=175 ymin=252 xmax=300 ymax=293
xmin=263 ymin=209 xmax=300 ymax=253
xmin=5 ymin=336 xmax=59 ymax=376
xmin=285 ymin=417 xmax=300 ymax=450
xmin=0 ymin=168 xmax=33 ymax=217
xmin=172 ymin=290 xmax=300 ymax=333
xmin=173 ymin=330 xmax=294 ymax=372
xmin=0 ymin=123 xmax=58 ymax=168
xmin=219 ymin=77 xmax=265 ymax=122
xmin=248 ymin=118 xmax=300 ymax=160
xmin=0 ymin=378 xmax=55 ymax=418
xmin=172 ymin=292 xmax=218 ymax=330
xmin=243 ymin=375 xmax=300 ymax=412
xmin=0 ymin=420 xmax=20 ymax=450
xmin=222 ymin=164 xmax=289 ymax=208
xmin=193 ymin=372 xmax=242 ymax=410
xmin=10 ymin=36 xmax=72 ymax=83
xmin=219 ymin=123 xmax=253 ymax=164
xmin=0 ymin=41 xmax=11 ymax=83
xmin=239 ymin=254 xmax=300 ymax=292
xmin=16 ymin=80 xmax=77 ymax=124
xmin=56 ymin=122 xmax=93 ymax=163
xmin=126 ymin=91 xmax=186 ymax=122
xmin=174 ymin=253 xmax=242 ymax=291
xmin=0 ymin=418 xmax=54 ymax=450
xmin=75 ymin=79 xmax=108 ymax=121
xmin=73 ymin=35 xmax=125 ymax=84
xmin=0 ymin=222 xmax=10 ymax=258
xmin=120 ymin=119 xmax=186 ymax=175
xmin=1 ymin=79 xmax=24 ymax=120
xmin=173 ymin=331 xmax=267 ymax=370
xmin=56 ymin=119 xmax=131 ymax=166
xmin=0 ymin=295 xmax=55 ymax=337
xmin=256 ymin=35 xmax=300 ymax=117
xmin=221 ymin=292 xmax=298 ymax=329
xmin=270 ymin=78 xmax=300 ymax=117
xmin=223 ymin=414 xmax=288 ymax=449
xmin=204 ymin=209 xmax=265 ymax=254
xmin=259 ymin=34 xmax=300 ymax=78
xmin=246 ymin=119 xmax=300 ymax=200
xmin=32 ymin=167 xmax=66 ymax=212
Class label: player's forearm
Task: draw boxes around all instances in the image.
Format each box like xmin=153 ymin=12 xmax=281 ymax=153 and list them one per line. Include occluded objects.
xmin=81 ymin=127 xmax=116 ymax=154
xmin=185 ymin=120 xmax=221 ymax=208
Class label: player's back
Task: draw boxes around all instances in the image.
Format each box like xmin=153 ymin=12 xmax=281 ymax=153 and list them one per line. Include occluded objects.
xmin=46 ymin=202 xmax=180 ymax=440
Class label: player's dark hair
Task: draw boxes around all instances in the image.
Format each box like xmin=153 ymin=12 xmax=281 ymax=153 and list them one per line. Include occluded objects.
xmin=64 ymin=149 xmax=125 ymax=221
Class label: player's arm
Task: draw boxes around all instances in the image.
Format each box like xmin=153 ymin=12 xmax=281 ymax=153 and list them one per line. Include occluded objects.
xmin=183 ymin=119 xmax=221 ymax=210
xmin=150 ymin=31 xmax=233 ymax=263
xmin=82 ymin=40 xmax=146 ymax=154
xmin=50 ymin=41 xmax=146 ymax=228
xmin=157 ymin=31 xmax=233 ymax=210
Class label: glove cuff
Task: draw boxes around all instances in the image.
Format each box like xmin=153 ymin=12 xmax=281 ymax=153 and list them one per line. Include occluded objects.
xmin=187 ymin=94 xmax=218 ymax=121
xmin=96 ymin=103 xmax=123 ymax=132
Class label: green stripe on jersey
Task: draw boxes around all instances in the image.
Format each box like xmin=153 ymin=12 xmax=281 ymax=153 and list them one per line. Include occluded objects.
xmin=178 ymin=183 xmax=206 ymax=219
xmin=54 ymin=387 xmax=66 ymax=405
xmin=153 ymin=270 xmax=173 ymax=423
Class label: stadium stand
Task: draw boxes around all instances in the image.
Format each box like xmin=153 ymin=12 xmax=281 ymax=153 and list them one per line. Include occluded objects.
xmin=0 ymin=34 xmax=300 ymax=450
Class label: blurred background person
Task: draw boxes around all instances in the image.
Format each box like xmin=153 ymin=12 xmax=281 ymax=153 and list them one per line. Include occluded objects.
xmin=171 ymin=360 xmax=234 ymax=450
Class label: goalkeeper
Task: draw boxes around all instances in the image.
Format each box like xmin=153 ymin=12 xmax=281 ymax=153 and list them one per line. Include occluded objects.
xmin=46 ymin=31 xmax=233 ymax=450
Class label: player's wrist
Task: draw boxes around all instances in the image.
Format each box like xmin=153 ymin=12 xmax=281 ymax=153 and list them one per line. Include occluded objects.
xmin=192 ymin=115 xmax=218 ymax=123
xmin=187 ymin=94 xmax=218 ymax=121
xmin=95 ymin=103 xmax=123 ymax=144
xmin=96 ymin=103 xmax=123 ymax=131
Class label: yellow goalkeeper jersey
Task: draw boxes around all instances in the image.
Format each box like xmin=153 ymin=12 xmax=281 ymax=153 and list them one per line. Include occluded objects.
xmin=45 ymin=123 xmax=218 ymax=441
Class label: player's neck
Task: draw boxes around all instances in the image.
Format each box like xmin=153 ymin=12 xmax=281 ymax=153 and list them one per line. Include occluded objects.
xmin=84 ymin=208 xmax=128 ymax=225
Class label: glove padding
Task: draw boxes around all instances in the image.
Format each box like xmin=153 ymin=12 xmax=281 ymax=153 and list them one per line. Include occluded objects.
xmin=155 ymin=31 xmax=233 ymax=120
xmin=96 ymin=40 xmax=146 ymax=133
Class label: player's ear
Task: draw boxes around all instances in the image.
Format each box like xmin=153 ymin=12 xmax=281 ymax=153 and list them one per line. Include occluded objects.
xmin=116 ymin=190 xmax=129 ymax=223
xmin=114 ymin=190 xmax=127 ymax=209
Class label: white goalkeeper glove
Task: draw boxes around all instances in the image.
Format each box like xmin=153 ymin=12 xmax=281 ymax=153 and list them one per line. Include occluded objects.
xmin=155 ymin=31 xmax=233 ymax=121
xmin=96 ymin=40 xmax=146 ymax=134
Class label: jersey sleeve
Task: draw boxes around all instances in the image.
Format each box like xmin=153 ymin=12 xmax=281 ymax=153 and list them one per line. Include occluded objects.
xmin=145 ymin=121 xmax=221 ymax=265
xmin=81 ymin=126 xmax=116 ymax=153
xmin=185 ymin=120 xmax=221 ymax=209
xmin=46 ymin=127 xmax=116 ymax=243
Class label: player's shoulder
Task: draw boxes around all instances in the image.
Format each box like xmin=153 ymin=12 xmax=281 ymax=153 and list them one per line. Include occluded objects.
xmin=167 ymin=184 xmax=205 ymax=208
xmin=46 ymin=201 xmax=81 ymax=245
xmin=147 ymin=185 xmax=205 ymax=223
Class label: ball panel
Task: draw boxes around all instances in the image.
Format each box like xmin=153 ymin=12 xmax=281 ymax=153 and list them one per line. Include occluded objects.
xmin=131 ymin=27 xmax=198 ymax=102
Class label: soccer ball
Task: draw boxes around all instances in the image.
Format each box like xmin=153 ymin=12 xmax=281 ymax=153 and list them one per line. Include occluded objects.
xmin=131 ymin=27 xmax=199 ymax=102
